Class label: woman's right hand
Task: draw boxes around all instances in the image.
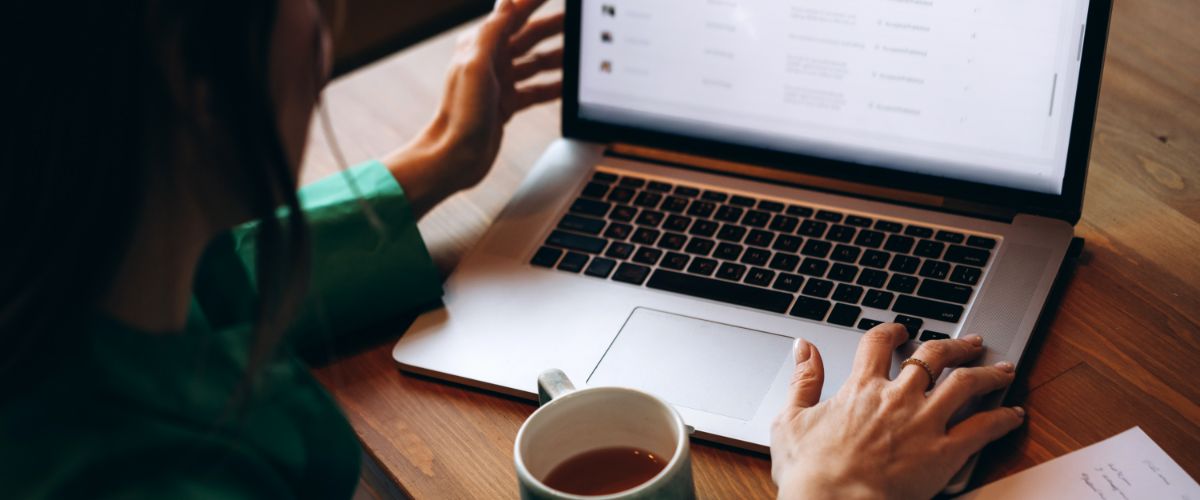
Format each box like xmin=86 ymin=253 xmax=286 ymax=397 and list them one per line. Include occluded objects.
xmin=770 ymin=324 xmax=1025 ymax=500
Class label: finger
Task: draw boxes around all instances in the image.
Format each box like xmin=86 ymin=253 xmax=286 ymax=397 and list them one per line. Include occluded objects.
xmin=510 ymin=12 xmax=565 ymax=56
xmin=926 ymin=362 xmax=1017 ymax=421
xmin=510 ymin=79 xmax=562 ymax=114
xmin=787 ymin=338 xmax=826 ymax=408
xmin=946 ymin=406 xmax=1025 ymax=457
xmin=849 ymin=323 xmax=909 ymax=381
xmin=895 ymin=335 xmax=984 ymax=393
xmin=509 ymin=0 xmax=552 ymax=32
xmin=476 ymin=0 xmax=522 ymax=56
xmin=511 ymin=47 xmax=564 ymax=81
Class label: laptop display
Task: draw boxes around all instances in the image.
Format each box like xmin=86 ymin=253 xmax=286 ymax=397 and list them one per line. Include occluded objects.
xmin=576 ymin=0 xmax=1093 ymax=196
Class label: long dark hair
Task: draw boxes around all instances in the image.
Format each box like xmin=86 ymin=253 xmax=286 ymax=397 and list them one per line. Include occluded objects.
xmin=1 ymin=1 xmax=310 ymax=383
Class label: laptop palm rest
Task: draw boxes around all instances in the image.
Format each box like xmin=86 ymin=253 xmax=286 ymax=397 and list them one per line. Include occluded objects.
xmin=587 ymin=308 xmax=793 ymax=421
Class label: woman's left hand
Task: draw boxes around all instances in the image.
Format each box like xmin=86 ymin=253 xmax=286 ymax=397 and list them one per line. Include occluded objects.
xmin=387 ymin=0 xmax=564 ymax=217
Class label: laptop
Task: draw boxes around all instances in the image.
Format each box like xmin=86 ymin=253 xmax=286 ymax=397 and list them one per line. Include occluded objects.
xmin=395 ymin=0 xmax=1111 ymax=492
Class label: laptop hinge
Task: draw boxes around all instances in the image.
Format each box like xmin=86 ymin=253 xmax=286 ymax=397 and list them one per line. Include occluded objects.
xmin=608 ymin=143 xmax=1019 ymax=223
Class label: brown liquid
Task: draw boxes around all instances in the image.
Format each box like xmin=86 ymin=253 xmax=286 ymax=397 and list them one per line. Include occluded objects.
xmin=542 ymin=446 xmax=668 ymax=496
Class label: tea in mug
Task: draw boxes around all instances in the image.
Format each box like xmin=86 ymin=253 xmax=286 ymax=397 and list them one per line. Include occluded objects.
xmin=542 ymin=446 xmax=667 ymax=496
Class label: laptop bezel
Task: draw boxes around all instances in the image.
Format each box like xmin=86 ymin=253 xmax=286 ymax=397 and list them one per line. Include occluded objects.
xmin=561 ymin=0 xmax=1113 ymax=224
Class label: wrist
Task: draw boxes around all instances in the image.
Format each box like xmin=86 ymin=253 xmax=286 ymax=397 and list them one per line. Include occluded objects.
xmin=383 ymin=126 xmax=459 ymax=219
xmin=778 ymin=469 xmax=884 ymax=500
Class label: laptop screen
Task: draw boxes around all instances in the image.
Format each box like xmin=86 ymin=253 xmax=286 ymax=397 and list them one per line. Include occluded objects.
xmin=576 ymin=0 xmax=1093 ymax=196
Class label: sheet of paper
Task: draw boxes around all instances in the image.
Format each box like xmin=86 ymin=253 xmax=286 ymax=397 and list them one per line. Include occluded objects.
xmin=957 ymin=427 xmax=1199 ymax=500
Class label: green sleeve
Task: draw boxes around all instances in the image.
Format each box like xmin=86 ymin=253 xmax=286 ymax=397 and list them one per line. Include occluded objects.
xmin=230 ymin=161 xmax=444 ymax=360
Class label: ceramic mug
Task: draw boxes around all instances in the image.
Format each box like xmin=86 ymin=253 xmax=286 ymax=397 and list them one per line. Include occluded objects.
xmin=514 ymin=369 xmax=696 ymax=499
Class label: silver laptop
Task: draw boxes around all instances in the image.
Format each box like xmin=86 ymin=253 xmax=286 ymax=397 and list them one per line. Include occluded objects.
xmin=395 ymin=0 xmax=1111 ymax=492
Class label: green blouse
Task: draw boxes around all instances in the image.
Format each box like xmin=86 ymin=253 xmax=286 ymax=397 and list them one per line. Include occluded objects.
xmin=1 ymin=161 xmax=443 ymax=499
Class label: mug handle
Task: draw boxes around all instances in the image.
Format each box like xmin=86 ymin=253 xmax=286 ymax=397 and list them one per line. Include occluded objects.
xmin=537 ymin=369 xmax=576 ymax=406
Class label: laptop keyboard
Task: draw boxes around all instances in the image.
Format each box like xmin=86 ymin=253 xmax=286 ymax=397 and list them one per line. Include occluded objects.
xmin=530 ymin=170 xmax=998 ymax=341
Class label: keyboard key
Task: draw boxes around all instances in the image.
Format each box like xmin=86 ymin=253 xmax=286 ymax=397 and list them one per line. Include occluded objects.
xmin=746 ymin=230 xmax=775 ymax=247
xmin=558 ymin=252 xmax=589 ymax=273
xmin=894 ymin=315 xmax=924 ymax=339
xmin=633 ymin=247 xmax=663 ymax=266
xmin=828 ymin=304 xmax=862 ymax=327
xmin=685 ymin=237 xmax=716 ymax=256
xmin=799 ymin=258 xmax=830 ymax=277
xmin=661 ymin=196 xmax=690 ymax=213
xmin=647 ymin=270 xmax=794 ymax=313
xmin=547 ymin=230 xmax=607 ymax=254
xmin=634 ymin=191 xmax=663 ymax=209
xmin=610 ymin=205 xmax=637 ymax=222
xmin=604 ymin=223 xmax=633 ymax=241
xmin=829 ymin=264 xmax=859 ymax=282
xmin=966 ymin=235 xmax=997 ymax=250
xmin=658 ymin=233 xmax=688 ymax=251
xmin=741 ymin=248 xmax=771 ymax=266
xmin=827 ymin=225 xmax=856 ymax=243
xmin=606 ymin=242 xmax=635 ymax=260
xmin=858 ymin=318 xmax=884 ymax=330
xmin=914 ymin=240 xmax=945 ymax=259
xmin=919 ymin=260 xmax=951 ymax=280
xmin=791 ymin=297 xmax=832 ymax=321
xmin=863 ymin=290 xmax=895 ymax=309
xmin=887 ymin=274 xmax=918 ymax=294
xmin=585 ymin=257 xmax=617 ymax=278
xmin=861 ymin=250 xmax=890 ymax=269
xmin=742 ymin=210 xmax=772 ymax=228
xmin=688 ymin=257 xmax=719 ymax=276
xmin=833 ymin=284 xmax=864 ymax=304
xmin=607 ymin=187 xmax=635 ymax=203
xmin=874 ymin=220 xmax=903 ymax=232
xmin=717 ymin=262 xmax=748 ymax=281
xmin=619 ymin=177 xmax=646 ymax=188
xmin=758 ymin=200 xmax=785 ymax=212
xmin=801 ymin=239 xmax=832 ymax=258
xmin=815 ymin=210 xmax=844 ymax=222
xmin=570 ymin=198 xmax=611 ymax=217
xmin=769 ymin=215 xmax=800 ymax=233
xmin=702 ymin=190 xmax=729 ymax=202
xmin=770 ymin=253 xmax=801 ymax=272
xmin=786 ymin=205 xmax=815 ymax=217
xmin=950 ymin=265 xmax=983 ymax=286
xmin=773 ymin=273 xmax=804 ymax=292
xmin=687 ymin=200 xmax=717 ymax=218
xmin=773 ymin=235 xmax=803 ymax=253
xmin=663 ymin=215 xmax=692 ymax=232
xmin=673 ymin=186 xmax=700 ymax=197
xmin=855 ymin=230 xmax=886 ymax=249
xmin=798 ymin=220 xmax=828 ymax=237
xmin=894 ymin=295 xmax=964 ymax=323
xmin=635 ymin=210 xmax=664 ymax=227
xmin=803 ymin=278 xmax=834 ymax=298
xmin=856 ymin=269 xmax=889 ymax=289
xmin=631 ymin=228 xmax=661 ymax=246
xmin=714 ymin=205 xmax=744 ymax=223
xmin=884 ymin=234 xmax=916 ymax=254
xmin=689 ymin=220 xmax=719 ymax=237
xmin=592 ymin=171 xmax=618 ymax=183
xmin=661 ymin=252 xmax=690 ymax=270
xmin=582 ymin=182 xmax=609 ymax=199
xmin=648 ymin=181 xmax=674 ymax=192
xmin=559 ymin=214 xmax=607 ymax=235
xmin=845 ymin=215 xmax=873 ymax=228
xmin=745 ymin=267 xmax=776 ymax=287
xmin=531 ymin=246 xmax=563 ymax=268
xmin=944 ymin=245 xmax=991 ymax=267
xmin=613 ymin=262 xmax=651 ymax=284
xmin=715 ymin=242 xmax=744 ymax=261
xmin=831 ymin=245 xmax=861 ymax=263
xmin=920 ymin=331 xmax=951 ymax=342
xmin=717 ymin=224 xmax=747 ymax=242
xmin=918 ymin=280 xmax=973 ymax=304
xmin=889 ymin=255 xmax=920 ymax=274
xmin=729 ymin=195 xmax=756 ymax=207
xmin=905 ymin=225 xmax=934 ymax=238
xmin=936 ymin=230 xmax=965 ymax=244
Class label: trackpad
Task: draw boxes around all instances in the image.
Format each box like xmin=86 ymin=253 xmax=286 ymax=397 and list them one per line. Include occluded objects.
xmin=587 ymin=308 xmax=792 ymax=421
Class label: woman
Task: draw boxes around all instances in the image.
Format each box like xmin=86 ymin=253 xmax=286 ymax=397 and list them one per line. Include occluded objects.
xmin=1 ymin=0 xmax=1023 ymax=498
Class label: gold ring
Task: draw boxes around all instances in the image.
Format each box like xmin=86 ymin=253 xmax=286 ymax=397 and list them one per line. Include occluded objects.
xmin=901 ymin=357 xmax=937 ymax=391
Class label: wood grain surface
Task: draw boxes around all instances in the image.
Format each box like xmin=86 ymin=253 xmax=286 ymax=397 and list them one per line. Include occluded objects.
xmin=305 ymin=1 xmax=1200 ymax=497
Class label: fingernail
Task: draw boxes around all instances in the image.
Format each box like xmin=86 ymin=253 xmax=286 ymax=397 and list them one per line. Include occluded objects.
xmin=1013 ymin=406 xmax=1026 ymax=418
xmin=964 ymin=335 xmax=984 ymax=346
xmin=794 ymin=338 xmax=811 ymax=363
xmin=996 ymin=361 xmax=1016 ymax=373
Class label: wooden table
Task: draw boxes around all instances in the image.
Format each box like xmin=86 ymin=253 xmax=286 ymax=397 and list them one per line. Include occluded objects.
xmin=303 ymin=1 xmax=1200 ymax=497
